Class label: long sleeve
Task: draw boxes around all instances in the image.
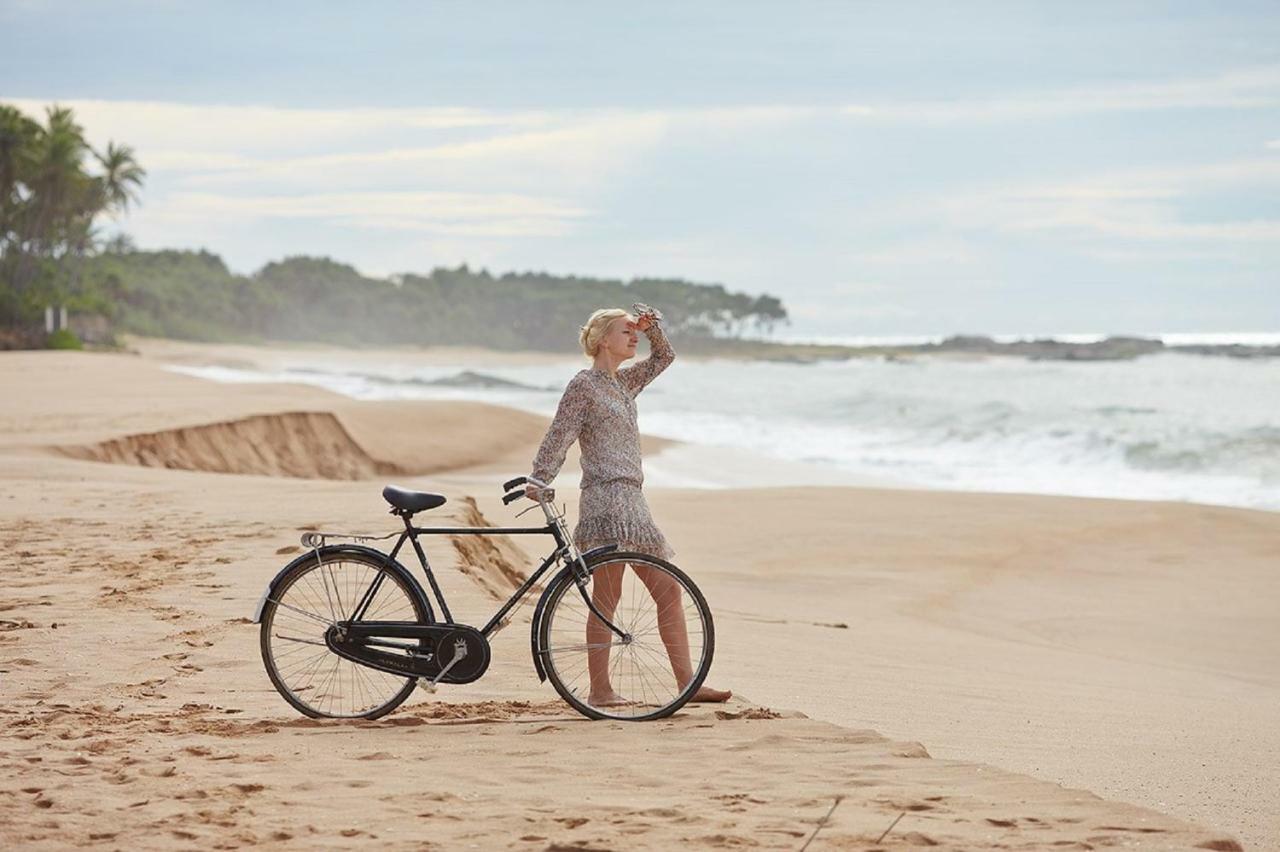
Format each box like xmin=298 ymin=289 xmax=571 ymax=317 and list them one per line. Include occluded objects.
xmin=531 ymin=373 xmax=591 ymax=484
xmin=617 ymin=320 xmax=675 ymax=397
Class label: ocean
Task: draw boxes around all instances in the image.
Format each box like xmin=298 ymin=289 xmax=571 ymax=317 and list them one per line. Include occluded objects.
xmin=170 ymin=339 xmax=1280 ymax=512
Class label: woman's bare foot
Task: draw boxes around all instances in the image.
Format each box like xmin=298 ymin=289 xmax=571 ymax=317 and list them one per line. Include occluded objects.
xmin=589 ymin=691 xmax=634 ymax=707
xmin=690 ymin=685 xmax=732 ymax=703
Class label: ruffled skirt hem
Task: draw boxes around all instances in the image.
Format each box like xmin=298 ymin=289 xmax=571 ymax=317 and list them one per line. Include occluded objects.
xmin=574 ymin=515 xmax=674 ymax=562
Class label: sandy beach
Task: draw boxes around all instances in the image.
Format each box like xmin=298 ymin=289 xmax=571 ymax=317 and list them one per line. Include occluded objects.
xmin=2 ymin=346 xmax=1274 ymax=850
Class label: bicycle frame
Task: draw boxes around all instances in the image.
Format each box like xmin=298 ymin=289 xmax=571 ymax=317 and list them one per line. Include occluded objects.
xmin=347 ymin=505 xmax=628 ymax=642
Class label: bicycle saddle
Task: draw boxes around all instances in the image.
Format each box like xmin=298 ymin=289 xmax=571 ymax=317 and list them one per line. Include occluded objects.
xmin=381 ymin=485 xmax=447 ymax=515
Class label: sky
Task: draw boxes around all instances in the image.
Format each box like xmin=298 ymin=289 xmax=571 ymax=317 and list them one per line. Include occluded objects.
xmin=3 ymin=1 xmax=1279 ymax=338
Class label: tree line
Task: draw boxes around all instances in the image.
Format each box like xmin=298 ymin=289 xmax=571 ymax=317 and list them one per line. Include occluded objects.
xmin=87 ymin=250 xmax=788 ymax=351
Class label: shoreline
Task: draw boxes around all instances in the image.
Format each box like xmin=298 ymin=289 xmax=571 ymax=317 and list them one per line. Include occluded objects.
xmin=123 ymin=331 xmax=1280 ymax=365
xmin=136 ymin=335 xmax=1280 ymax=514
xmin=3 ymin=348 xmax=1273 ymax=848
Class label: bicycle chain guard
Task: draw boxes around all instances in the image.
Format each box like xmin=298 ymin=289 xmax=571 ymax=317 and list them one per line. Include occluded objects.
xmin=325 ymin=622 xmax=491 ymax=684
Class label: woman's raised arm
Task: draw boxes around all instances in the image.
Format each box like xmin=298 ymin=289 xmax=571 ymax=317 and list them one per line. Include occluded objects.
xmin=618 ymin=321 xmax=675 ymax=397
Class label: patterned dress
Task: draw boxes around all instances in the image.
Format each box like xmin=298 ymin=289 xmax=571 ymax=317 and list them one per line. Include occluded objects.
xmin=530 ymin=321 xmax=676 ymax=561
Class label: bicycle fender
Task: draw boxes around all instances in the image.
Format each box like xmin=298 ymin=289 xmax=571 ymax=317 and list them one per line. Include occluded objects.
xmin=251 ymin=544 xmax=433 ymax=624
xmin=528 ymin=544 xmax=619 ymax=682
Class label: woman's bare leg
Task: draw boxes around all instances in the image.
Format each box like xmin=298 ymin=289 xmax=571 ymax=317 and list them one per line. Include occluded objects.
xmin=586 ymin=562 xmax=626 ymax=704
xmin=633 ymin=564 xmax=731 ymax=703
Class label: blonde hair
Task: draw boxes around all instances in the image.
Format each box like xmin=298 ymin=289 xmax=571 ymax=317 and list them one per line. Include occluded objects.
xmin=579 ymin=308 xmax=629 ymax=358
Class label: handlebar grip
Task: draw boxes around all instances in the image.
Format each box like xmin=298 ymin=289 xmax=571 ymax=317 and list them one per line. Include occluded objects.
xmin=503 ymin=476 xmax=527 ymax=492
xmin=502 ymin=490 xmax=524 ymax=505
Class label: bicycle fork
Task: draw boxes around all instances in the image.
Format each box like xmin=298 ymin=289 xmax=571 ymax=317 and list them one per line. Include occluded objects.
xmin=541 ymin=496 xmax=630 ymax=645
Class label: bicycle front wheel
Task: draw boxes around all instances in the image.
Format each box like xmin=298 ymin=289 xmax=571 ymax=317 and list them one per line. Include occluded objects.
xmin=259 ymin=550 xmax=428 ymax=719
xmin=539 ymin=553 xmax=715 ymax=721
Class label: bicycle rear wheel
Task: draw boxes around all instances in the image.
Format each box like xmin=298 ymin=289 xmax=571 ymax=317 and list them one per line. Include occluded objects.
xmin=259 ymin=551 xmax=428 ymax=719
xmin=539 ymin=553 xmax=714 ymax=721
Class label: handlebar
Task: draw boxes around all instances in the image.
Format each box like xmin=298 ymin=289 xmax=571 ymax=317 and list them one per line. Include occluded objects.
xmin=501 ymin=476 xmax=553 ymax=506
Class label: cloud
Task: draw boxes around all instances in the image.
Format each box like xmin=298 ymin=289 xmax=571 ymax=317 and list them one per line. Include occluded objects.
xmin=142 ymin=190 xmax=589 ymax=237
xmin=841 ymin=65 xmax=1280 ymax=123
xmin=5 ymin=98 xmax=679 ymax=249
xmin=5 ymin=98 xmax=553 ymax=153
xmin=4 ymin=97 xmax=682 ymax=205
xmin=936 ymin=158 xmax=1280 ymax=245
xmin=1079 ymin=246 xmax=1248 ymax=263
xmin=852 ymin=238 xmax=979 ymax=268
xmin=11 ymin=74 xmax=1277 ymax=208
xmin=176 ymin=111 xmax=674 ymax=194
xmin=8 ymin=86 xmax=1277 ymax=303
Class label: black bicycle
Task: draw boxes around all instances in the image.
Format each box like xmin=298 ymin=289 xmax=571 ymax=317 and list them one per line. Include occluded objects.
xmin=253 ymin=476 xmax=715 ymax=722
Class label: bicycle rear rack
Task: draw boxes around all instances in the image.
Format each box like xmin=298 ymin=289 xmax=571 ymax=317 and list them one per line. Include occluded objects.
xmin=299 ymin=530 xmax=399 ymax=549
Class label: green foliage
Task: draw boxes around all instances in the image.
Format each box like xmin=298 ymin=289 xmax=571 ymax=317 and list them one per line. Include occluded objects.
xmin=75 ymin=251 xmax=789 ymax=352
xmin=1 ymin=102 xmax=146 ymax=327
xmin=46 ymin=328 xmax=82 ymax=349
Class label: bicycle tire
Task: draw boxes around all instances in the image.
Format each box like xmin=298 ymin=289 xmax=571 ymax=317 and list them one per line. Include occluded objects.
xmin=259 ymin=550 xmax=429 ymax=719
xmin=538 ymin=552 xmax=715 ymax=721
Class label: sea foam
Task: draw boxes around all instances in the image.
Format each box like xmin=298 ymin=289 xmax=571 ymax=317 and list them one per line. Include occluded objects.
xmin=169 ymin=348 xmax=1280 ymax=511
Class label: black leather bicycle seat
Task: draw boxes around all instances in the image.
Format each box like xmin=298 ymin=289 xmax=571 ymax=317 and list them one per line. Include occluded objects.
xmin=382 ymin=485 xmax=447 ymax=514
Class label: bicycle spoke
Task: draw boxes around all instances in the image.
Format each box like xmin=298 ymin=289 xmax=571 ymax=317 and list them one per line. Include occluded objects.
xmin=541 ymin=556 xmax=714 ymax=721
xmin=270 ymin=597 xmax=337 ymax=628
xmin=273 ymin=632 xmax=327 ymax=647
xmin=262 ymin=556 xmax=421 ymax=719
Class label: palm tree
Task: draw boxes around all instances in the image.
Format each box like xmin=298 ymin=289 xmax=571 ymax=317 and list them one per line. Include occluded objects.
xmin=21 ymin=106 xmax=90 ymax=261
xmin=1 ymin=102 xmax=147 ymax=332
xmin=4 ymin=105 xmax=149 ymax=307
xmin=0 ymin=105 xmax=41 ymax=255
xmin=95 ymin=141 xmax=146 ymax=215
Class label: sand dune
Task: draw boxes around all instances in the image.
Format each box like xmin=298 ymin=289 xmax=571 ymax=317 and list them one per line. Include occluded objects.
xmin=56 ymin=411 xmax=404 ymax=479
xmin=1 ymin=348 xmax=1266 ymax=850
xmin=446 ymin=496 xmax=538 ymax=599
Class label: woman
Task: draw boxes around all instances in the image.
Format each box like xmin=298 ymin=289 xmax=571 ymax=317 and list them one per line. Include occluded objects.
xmin=528 ymin=304 xmax=731 ymax=706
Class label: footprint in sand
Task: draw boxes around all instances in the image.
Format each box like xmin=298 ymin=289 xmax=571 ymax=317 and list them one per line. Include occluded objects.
xmin=715 ymin=707 xmax=782 ymax=721
xmin=381 ymin=716 xmax=427 ymax=728
xmin=875 ymin=799 xmax=935 ymax=814
xmin=899 ymin=831 xmax=941 ymax=845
